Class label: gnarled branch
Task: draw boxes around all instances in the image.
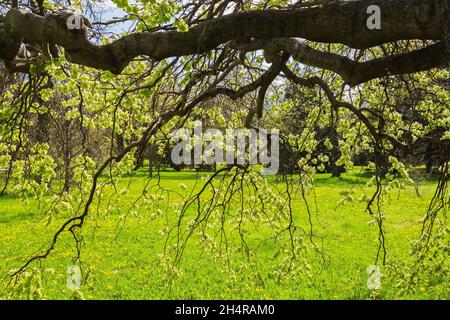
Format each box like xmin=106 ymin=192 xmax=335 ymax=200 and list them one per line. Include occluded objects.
xmin=1 ymin=0 xmax=448 ymax=74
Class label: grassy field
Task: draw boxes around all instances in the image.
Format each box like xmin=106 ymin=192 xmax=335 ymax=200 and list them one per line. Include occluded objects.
xmin=0 ymin=170 xmax=448 ymax=300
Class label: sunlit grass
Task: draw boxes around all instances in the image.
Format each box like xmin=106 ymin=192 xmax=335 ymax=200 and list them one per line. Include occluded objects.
xmin=0 ymin=169 xmax=447 ymax=299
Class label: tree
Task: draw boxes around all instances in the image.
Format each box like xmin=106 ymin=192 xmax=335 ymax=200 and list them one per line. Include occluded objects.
xmin=0 ymin=0 xmax=448 ymax=295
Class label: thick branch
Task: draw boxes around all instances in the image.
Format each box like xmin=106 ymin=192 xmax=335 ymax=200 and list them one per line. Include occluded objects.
xmin=234 ymin=39 xmax=450 ymax=86
xmin=2 ymin=0 xmax=448 ymax=73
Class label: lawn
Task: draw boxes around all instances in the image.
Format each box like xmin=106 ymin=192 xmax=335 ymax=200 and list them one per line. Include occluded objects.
xmin=0 ymin=169 xmax=448 ymax=300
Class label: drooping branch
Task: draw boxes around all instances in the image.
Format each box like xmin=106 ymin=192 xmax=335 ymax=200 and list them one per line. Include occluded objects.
xmin=1 ymin=0 xmax=448 ymax=74
xmin=8 ymin=51 xmax=291 ymax=276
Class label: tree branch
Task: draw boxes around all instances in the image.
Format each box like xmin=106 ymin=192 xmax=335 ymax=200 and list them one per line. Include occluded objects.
xmin=1 ymin=0 xmax=447 ymax=74
xmin=234 ymin=39 xmax=450 ymax=86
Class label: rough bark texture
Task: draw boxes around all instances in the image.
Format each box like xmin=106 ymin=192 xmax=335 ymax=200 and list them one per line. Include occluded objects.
xmin=234 ymin=39 xmax=450 ymax=86
xmin=0 ymin=0 xmax=448 ymax=76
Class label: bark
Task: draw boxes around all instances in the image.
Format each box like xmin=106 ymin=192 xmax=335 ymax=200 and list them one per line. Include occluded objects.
xmin=425 ymin=143 xmax=434 ymax=174
xmin=234 ymin=39 xmax=450 ymax=86
xmin=329 ymin=126 xmax=345 ymax=177
xmin=0 ymin=0 xmax=448 ymax=75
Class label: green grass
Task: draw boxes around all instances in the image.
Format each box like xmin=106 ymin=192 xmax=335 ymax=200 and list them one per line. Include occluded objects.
xmin=0 ymin=170 xmax=448 ymax=300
